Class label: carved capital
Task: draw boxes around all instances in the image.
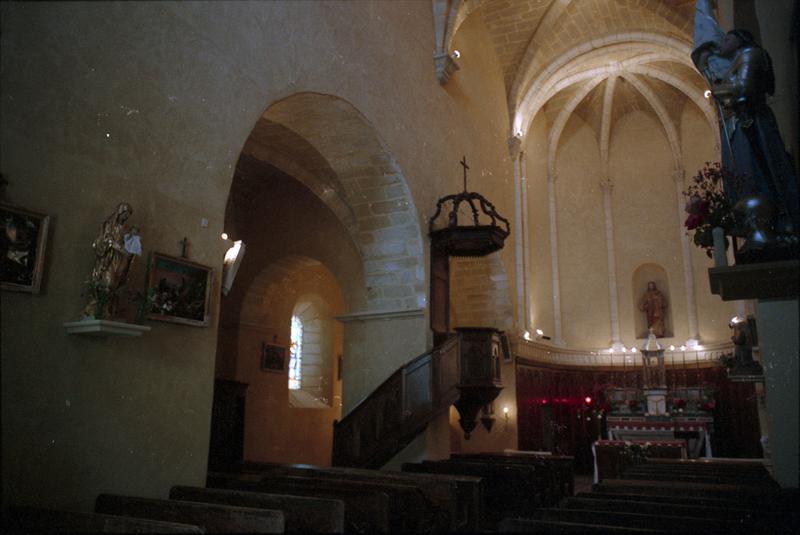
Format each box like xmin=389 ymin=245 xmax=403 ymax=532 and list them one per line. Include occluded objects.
xmin=599 ymin=179 xmax=614 ymax=193
xmin=508 ymin=135 xmax=523 ymax=159
xmin=433 ymin=52 xmax=459 ymax=85
xmin=672 ymin=168 xmax=686 ymax=184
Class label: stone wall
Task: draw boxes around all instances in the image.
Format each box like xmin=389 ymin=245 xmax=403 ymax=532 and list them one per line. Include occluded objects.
xmin=0 ymin=1 xmax=515 ymax=510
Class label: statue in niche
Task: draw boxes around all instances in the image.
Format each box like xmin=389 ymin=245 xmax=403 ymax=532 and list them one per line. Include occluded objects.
xmin=82 ymin=203 xmax=142 ymax=319
xmin=638 ymin=281 xmax=668 ymax=338
xmin=692 ymin=0 xmax=799 ymax=256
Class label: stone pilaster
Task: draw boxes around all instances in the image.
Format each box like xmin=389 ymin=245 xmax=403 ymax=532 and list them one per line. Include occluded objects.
xmin=673 ymin=168 xmax=699 ymax=346
xmin=600 ymin=178 xmax=623 ymax=349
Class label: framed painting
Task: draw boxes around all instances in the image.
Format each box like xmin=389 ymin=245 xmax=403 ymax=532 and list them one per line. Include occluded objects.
xmin=146 ymin=252 xmax=212 ymax=326
xmin=261 ymin=343 xmax=286 ymax=373
xmin=1 ymin=203 xmax=50 ymax=293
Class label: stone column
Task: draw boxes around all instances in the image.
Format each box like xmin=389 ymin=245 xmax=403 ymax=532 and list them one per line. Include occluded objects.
xmin=548 ymin=173 xmax=564 ymax=346
xmin=673 ymin=169 xmax=700 ymax=346
xmin=600 ymin=179 xmax=623 ymax=349
xmin=756 ymin=298 xmax=799 ymax=488
xmin=510 ymin=136 xmax=526 ymax=334
xmin=521 ymin=155 xmax=532 ymax=333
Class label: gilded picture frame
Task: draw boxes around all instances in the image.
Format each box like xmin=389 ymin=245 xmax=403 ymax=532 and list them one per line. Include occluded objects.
xmin=0 ymin=202 xmax=50 ymax=293
xmin=146 ymin=252 xmax=213 ymax=327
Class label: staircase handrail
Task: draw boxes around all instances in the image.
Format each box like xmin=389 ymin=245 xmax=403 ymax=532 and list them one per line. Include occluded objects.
xmin=332 ymin=335 xmax=460 ymax=468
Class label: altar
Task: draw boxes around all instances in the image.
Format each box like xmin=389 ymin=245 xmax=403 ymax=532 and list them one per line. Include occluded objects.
xmin=606 ymin=415 xmax=713 ymax=458
xmin=603 ymin=332 xmax=714 ymax=459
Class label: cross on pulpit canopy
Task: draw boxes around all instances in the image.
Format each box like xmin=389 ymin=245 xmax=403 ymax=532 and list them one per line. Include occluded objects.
xmin=179 ymin=237 xmax=190 ymax=259
xmin=460 ymin=155 xmax=470 ymax=192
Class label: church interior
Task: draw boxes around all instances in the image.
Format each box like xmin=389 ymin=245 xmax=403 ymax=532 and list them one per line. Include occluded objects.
xmin=2 ymin=0 xmax=798 ymax=532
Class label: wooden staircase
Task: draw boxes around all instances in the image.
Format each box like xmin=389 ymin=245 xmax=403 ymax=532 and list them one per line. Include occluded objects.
xmin=331 ymin=335 xmax=461 ymax=468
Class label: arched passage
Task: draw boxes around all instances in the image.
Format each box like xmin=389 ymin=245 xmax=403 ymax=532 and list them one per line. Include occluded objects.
xmin=244 ymin=93 xmax=426 ymax=314
xmin=213 ymin=92 xmax=430 ymax=468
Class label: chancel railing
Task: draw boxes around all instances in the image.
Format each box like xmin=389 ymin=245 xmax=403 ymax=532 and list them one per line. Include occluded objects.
xmin=332 ymin=335 xmax=461 ymax=468
xmin=512 ymin=337 xmax=734 ymax=369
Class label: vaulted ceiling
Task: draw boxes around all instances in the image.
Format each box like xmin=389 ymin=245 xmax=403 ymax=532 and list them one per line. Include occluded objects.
xmin=444 ymin=0 xmax=717 ymax=174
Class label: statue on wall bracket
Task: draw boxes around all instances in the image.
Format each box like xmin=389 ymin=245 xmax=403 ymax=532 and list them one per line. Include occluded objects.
xmin=82 ymin=202 xmax=142 ymax=320
xmin=692 ymin=0 xmax=799 ymax=262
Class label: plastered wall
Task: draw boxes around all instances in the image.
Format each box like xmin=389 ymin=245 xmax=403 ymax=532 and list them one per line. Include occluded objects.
xmin=232 ymin=263 xmax=344 ymax=466
xmin=1 ymin=1 xmax=518 ymax=509
xmin=525 ymin=104 xmax=736 ymax=351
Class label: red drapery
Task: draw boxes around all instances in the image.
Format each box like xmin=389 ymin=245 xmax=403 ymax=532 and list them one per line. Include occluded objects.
xmin=516 ymin=363 xmax=761 ymax=470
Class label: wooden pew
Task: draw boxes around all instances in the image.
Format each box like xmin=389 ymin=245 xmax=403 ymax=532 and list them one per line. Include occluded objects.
xmin=497 ymin=517 xmax=659 ymax=533
xmin=4 ymin=506 xmax=203 ymax=534
xmin=563 ymin=495 xmax=768 ymax=523
xmin=208 ymin=471 xmax=391 ymax=533
xmin=532 ymin=505 xmax=748 ymax=533
xmin=238 ymin=462 xmax=482 ymax=532
xmin=95 ymin=494 xmax=285 ymax=533
xmin=170 ymin=485 xmax=344 ymax=533
xmin=452 ymin=451 xmax=575 ymax=505
xmin=402 ymin=459 xmax=542 ymax=527
xmin=621 ymin=459 xmax=778 ymax=487
xmin=255 ymin=474 xmax=434 ymax=533
xmin=595 ymin=478 xmax=781 ymax=503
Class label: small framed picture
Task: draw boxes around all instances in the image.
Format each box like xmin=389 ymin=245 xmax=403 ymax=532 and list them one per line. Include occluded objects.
xmin=146 ymin=252 xmax=213 ymax=327
xmin=1 ymin=203 xmax=50 ymax=293
xmin=261 ymin=343 xmax=286 ymax=373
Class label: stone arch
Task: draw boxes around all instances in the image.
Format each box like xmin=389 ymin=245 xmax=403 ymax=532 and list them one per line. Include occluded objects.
xmin=632 ymin=263 xmax=674 ymax=339
xmin=512 ymin=32 xmax=697 ymax=136
xmin=241 ymin=92 xmax=426 ymax=314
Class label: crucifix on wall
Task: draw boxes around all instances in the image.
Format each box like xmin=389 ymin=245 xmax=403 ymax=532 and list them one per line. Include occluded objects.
xmin=179 ymin=237 xmax=190 ymax=259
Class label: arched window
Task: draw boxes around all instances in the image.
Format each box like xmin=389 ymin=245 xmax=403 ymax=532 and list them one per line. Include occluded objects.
xmin=289 ymin=315 xmax=303 ymax=390
xmin=288 ymin=296 xmax=336 ymax=408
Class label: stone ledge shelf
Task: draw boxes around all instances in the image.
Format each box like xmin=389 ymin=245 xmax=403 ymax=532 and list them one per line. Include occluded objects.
xmin=63 ymin=319 xmax=151 ymax=337
xmin=708 ymin=260 xmax=799 ymax=301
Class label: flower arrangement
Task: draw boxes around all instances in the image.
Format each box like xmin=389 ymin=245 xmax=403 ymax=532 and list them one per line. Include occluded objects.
xmin=670 ymin=398 xmax=687 ymax=413
xmin=683 ymin=163 xmax=736 ymax=257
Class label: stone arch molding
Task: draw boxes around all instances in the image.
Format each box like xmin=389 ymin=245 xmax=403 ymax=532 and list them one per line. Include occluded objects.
xmin=241 ymin=92 xmax=426 ymax=313
xmin=513 ymin=32 xmax=717 ymax=141
xmin=526 ymin=34 xmax=719 ymax=182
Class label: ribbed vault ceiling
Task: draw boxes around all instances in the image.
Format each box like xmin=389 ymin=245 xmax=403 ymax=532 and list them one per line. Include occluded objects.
xmin=451 ymin=0 xmax=715 ymax=172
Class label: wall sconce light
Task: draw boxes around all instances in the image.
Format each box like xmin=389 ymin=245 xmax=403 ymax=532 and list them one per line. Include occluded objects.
xmin=535 ymin=328 xmax=551 ymax=340
xmin=502 ymin=405 xmax=510 ymax=422
xmin=523 ymin=330 xmax=532 ymax=341
xmin=222 ymin=239 xmax=246 ymax=296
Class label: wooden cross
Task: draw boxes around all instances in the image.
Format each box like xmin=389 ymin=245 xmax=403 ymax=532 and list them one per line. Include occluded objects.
xmin=179 ymin=237 xmax=190 ymax=258
xmin=459 ymin=156 xmax=470 ymax=192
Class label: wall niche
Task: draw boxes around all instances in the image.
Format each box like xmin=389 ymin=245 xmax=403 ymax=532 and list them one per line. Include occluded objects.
xmin=632 ymin=263 xmax=673 ymax=339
